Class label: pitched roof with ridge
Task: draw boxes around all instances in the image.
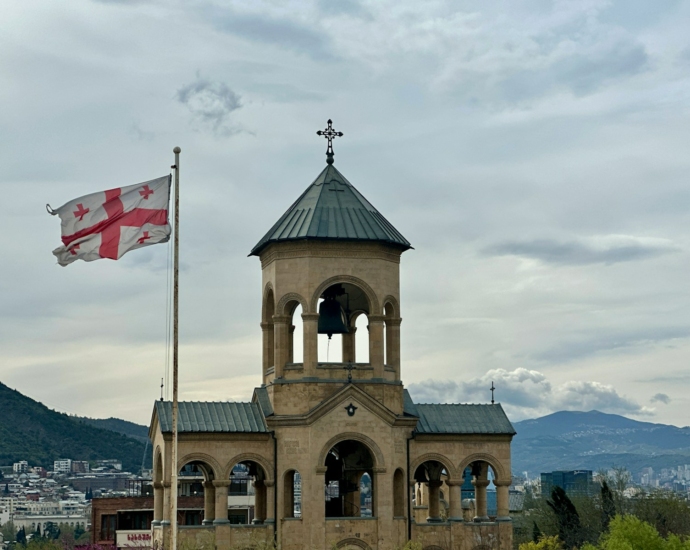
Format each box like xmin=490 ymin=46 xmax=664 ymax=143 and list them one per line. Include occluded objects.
xmin=155 ymin=401 xmax=268 ymax=433
xmin=250 ymin=164 xmax=411 ymax=256
xmin=403 ymin=390 xmax=516 ymax=435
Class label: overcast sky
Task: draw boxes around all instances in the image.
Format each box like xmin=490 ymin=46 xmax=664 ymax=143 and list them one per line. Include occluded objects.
xmin=2 ymin=0 xmax=689 ymax=428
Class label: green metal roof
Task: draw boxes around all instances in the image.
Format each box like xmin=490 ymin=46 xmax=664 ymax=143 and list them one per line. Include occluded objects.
xmin=403 ymin=390 xmax=516 ymax=435
xmin=250 ymin=164 xmax=411 ymax=256
xmin=253 ymin=387 xmax=274 ymax=417
xmin=155 ymin=401 xmax=268 ymax=433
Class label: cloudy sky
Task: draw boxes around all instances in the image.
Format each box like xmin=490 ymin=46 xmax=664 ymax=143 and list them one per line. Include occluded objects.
xmin=2 ymin=0 xmax=689 ymax=428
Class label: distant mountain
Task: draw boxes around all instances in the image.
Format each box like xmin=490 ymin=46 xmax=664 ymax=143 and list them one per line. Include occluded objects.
xmin=0 ymin=381 xmax=148 ymax=473
xmin=512 ymin=410 xmax=690 ymax=478
xmin=75 ymin=416 xmax=149 ymax=443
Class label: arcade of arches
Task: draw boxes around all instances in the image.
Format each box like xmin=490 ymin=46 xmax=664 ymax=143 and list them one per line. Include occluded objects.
xmin=149 ymin=153 xmax=515 ymax=550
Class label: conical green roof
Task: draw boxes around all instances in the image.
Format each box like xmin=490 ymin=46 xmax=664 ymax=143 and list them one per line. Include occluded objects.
xmin=250 ymin=164 xmax=411 ymax=256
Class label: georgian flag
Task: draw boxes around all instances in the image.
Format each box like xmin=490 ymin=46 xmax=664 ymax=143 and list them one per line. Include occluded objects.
xmin=50 ymin=175 xmax=171 ymax=266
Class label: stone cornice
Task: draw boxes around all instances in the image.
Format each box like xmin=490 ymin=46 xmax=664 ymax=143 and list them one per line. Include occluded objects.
xmin=259 ymin=241 xmax=402 ymax=268
xmin=412 ymin=434 xmax=513 ymax=443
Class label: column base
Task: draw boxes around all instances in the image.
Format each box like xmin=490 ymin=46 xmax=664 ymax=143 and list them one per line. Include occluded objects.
xmin=201 ymin=519 xmax=213 ymax=525
xmin=448 ymin=517 xmax=463 ymax=522
xmin=426 ymin=517 xmax=444 ymax=523
xmin=263 ymin=518 xmax=275 ymax=525
xmin=213 ymin=519 xmax=230 ymax=525
xmin=160 ymin=521 xmax=171 ymax=526
xmin=496 ymin=516 xmax=512 ymax=522
xmin=473 ymin=516 xmax=490 ymax=523
xmin=252 ymin=519 xmax=264 ymax=525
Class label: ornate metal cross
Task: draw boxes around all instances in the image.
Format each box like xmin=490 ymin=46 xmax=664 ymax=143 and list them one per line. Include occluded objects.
xmin=343 ymin=362 xmax=357 ymax=382
xmin=316 ymin=119 xmax=343 ymax=164
xmin=490 ymin=381 xmax=496 ymax=404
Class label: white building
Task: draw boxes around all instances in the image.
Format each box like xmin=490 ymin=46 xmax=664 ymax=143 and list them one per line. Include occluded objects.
xmin=53 ymin=460 xmax=72 ymax=475
xmin=13 ymin=462 xmax=29 ymax=474
xmin=11 ymin=514 xmax=89 ymax=533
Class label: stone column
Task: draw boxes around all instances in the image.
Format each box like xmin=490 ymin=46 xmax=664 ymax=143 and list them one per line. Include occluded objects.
xmin=202 ymin=481 xmax=215 ymax=525
xmin=152 ymin=482 xmax=164 ymax=525
xmin=495 ymin=480 xmax=512 ymax=521
xmin=260 ymin=322 xmax=273 ymax=376
xmin=253 ymin=480 xmax=266 ymax=524
xmin=264 ymin=480 xmax=275 ymax=525
xmin=368 ymin=315 xmax=385 ymax=378
xmin=447 ymin=481 xmax=462 ymax=522
xmin=387 ymin=318 xmax=402 ymax=378
xmin=272 ymin=315 xmax=290 ymax=378
xmin=342 ymin=326 xmax=357 ymax=364
xmin=212 ymin=480 xmax=230 ymax=525
xmin=473 ymin=480 xmax=490 ymax=522
xmin=426 ymin=481 xmax=443 ymax=523
xmin=288 ymin=325 xmax=295 ymax=363
xmin=161 ymin=482 xmax=171 ymax=525
xmin=302 ymin=313 xmax=319 ymax=377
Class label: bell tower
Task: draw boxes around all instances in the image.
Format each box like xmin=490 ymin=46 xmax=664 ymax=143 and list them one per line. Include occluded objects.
xmin=250 ymin=120 xmax=412 ymax=416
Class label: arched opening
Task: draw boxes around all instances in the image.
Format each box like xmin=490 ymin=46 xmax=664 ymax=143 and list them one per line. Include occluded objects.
xmin=263 ymin=288 xmax=275 ymax=375
xmin=290 ymin=303 xmax=304 ymax=364
xmin=178 ymin=460 xmax=214 ymax=525
xmin=413 ymin=460 xmax=450 ymax=523
xmin=353 ymin=312 xmax=369 ymax=364
xmin=324 ymin=440 xmax=375 ymax=518
xmin=383 ymin=302 xmax=394 ymax=368
xmin=283 ymin=470 xmax=302 ymax=518
xmin=317 ymin=283 xmax=372 ymax=367
xmin=393 ymin=468 xmax=405 ymax=517
xmin=231 ymin=460 xmax=267 ymax=524
xmin=464 ymin=460 xmax=502 ymax=521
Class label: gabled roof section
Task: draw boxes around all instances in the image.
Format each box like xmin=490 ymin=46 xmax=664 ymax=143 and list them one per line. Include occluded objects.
xmin=250 ymin=164 xmax=411 ymax=256
xmin=155 ymin=401 xmax=268 ymax=433
xmin=253 ymin=387 xmax=274 ymax=417
xmin=403 ymin=391 xmax=516 ymax=435
xmin=415 ymin=403 xmax=516 ymax=435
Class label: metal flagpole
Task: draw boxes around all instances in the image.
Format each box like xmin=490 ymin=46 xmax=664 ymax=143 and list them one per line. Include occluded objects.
xmin=170 ymin=146 xmax=181 ymax=550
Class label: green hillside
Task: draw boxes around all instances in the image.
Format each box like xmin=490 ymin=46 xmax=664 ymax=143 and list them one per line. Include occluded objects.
xmin=0 ymin=382 xmax=147 ymax=473
xmin=75 ymin=416 xmax=150 ymax=443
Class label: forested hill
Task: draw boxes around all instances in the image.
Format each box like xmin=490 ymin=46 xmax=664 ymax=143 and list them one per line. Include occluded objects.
xmin=75 ymin=416 xmax=150 ymax=443
xmin=0 ymin=381 xmax=147 ymax=473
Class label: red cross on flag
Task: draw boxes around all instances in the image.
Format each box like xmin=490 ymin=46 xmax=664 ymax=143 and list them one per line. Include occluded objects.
xmin=51 ymin=175 xmax=171 ymax=266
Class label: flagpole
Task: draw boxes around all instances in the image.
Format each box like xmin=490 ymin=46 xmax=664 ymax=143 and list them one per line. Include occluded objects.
xmin=170 ymin=146 xmax=181 ymax=550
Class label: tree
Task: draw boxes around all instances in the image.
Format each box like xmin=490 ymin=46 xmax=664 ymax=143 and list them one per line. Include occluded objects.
xmin=16 ymin=527 xmax=27 ymax=545
xmin=519 ymin=536 xmax=564 ymax=550
xmin=1 ymin=521 xmax=16 ymax=543
xmin=601 ymin=481 xmax=616 ymax=531
xmin=547 ymin=486 xmax=584 ymax=549
xmin=533 ymin=521 xmax=544 ymax=542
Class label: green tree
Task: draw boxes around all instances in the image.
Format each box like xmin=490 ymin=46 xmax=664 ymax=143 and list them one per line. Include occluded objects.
xmin=632 ymin=491 xmax=690 ymax=538
xmin=16 ymin=527 xmax=27 ymax=545
xmin=601 ymin=481 xmax=616 ymax=531
xmin=533 ymin=521 xmax=544 ymax=542
xmin=1 ymin=521 xmax=16 ymax=543
xmin=519 ymin=536 xmax=564 ymax=550
xmin=547 ymin=486 xmax=584 ymax=549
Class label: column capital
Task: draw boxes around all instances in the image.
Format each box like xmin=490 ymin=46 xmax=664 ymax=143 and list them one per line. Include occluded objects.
xmin=264 ymin=480 xmax=275 ymax=488
xmin=260 ymin=322 xmax=272 ymax=331
xmin=386 ymin=318 xmax=402 ymax=327
xmin=272 ymin=315 xmax=291 ymax=324
xmin=368 ymin=315 xmax=385 ymax=323
xmin=472 ymin=480 xmax=491 ymax=488
xmin=212 ymin=480 xmax=232 ymax=488
xmin=494 ymin=480 xmax=512 ymax=487
xmin=445 ymin=480 xmax=464 ymax=487
xmin=301 ymin=313 xmax=319 ymax=322
xmin=153 ymin=481 xmax=164 ymax=489
xmin=162 ymin=481 xmax=171 ymax=488
xmin=203 ymin=480 xmax=215 ymax=489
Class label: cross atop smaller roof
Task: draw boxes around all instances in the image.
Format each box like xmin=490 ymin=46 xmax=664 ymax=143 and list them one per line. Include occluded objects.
xmin=316 ymin=119 xmax=343 ymax=165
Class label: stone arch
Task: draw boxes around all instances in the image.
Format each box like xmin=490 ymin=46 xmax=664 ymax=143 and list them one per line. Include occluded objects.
xmin=457 ymin=453 xmax=508 ymax=482
xmin=277 ymin=292 xmax=308 ymax=316
xmin=410 ymin=453 xmax=459 ymax=481
xmin=317 ymin=432 xmax=386 ymax=472
xmin=310 ymin=275 xmax=380 ymax=315
xmin=177 ymin=453 xmax=222 ymax=480
xmin=335 ymin=539 xmax=372 ymax=550
xmin=382 ymin=295 xmax=400 ymax=318
xmin=223 ymin=453 xmax=274 ymax=481
xmin=262 ymin=282 xmax=275 ymax=323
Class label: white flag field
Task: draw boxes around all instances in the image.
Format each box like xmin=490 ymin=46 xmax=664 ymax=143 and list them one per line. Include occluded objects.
xmin=50 ymin=175 xmax=171 ymax=266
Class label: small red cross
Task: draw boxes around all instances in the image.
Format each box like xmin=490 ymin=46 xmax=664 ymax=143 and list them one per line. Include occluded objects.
xmin=73 ymin=203 xmax=89 ymax=221
xmin=137 ymin=231 xmax=151 ymax=244
xmin=69 ymin=244 xmax=80 ymax=255
xmin=139 ymin=185 xmax=154 ymax=200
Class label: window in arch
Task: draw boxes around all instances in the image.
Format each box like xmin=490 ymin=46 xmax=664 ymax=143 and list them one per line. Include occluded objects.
xmin=283 ymin=470 xmax=302 ymax=518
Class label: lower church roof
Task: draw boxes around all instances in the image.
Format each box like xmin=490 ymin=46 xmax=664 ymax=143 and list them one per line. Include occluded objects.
xmin=155 ymin=401 xmax=268 ymax=433
xmin=404 ymin=390 xmax=516 ymax=435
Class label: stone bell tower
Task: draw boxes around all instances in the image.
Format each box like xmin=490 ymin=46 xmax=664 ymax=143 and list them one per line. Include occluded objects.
xmin=250 ymin=120 xmax=411 ymax=416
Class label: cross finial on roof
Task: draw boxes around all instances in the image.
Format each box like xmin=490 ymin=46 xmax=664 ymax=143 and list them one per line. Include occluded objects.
xmin=316 ymin=119 xmax=343 ymax=165
xmin=490 ymin=381 xmax=496 ymax=404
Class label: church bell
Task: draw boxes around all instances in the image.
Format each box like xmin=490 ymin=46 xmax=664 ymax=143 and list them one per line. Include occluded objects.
xmin=318 ymin=294 xmax=349 ymax=339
